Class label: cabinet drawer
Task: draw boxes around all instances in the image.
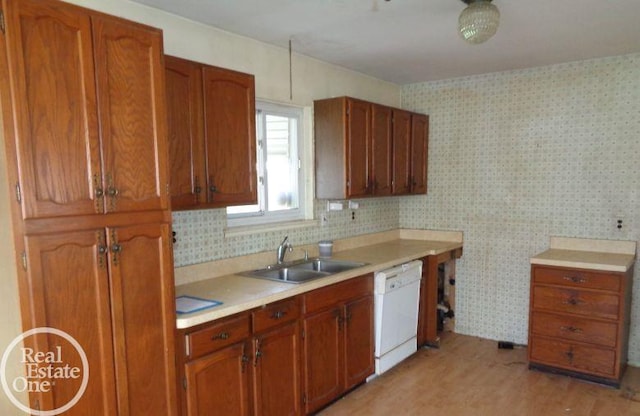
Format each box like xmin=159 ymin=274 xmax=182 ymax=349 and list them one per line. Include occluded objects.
xmin=530 ymin=311 xmax=618 ymax=348
xmin=531 ymin=286 xmax=619 ymax=320
xmin=529 ymin=336 xmax=616 ymax=377
xmin=252 ymin=298 xmax=300 ymax=333
xmin=533 ymin=266 xmax=621 ymax=292
xmin=303 ymin=274 xmax=373 ymax=314
xmin=188 ymin=314 xmax=250 ymax=359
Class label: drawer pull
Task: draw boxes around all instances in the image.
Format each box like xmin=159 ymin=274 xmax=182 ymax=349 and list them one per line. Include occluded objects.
xmin=270 ymin=310 xmax=287 ymax=320
xmin=211 ymin=332 xmax=230 ymax=341
xmin=564 ymin=349 xmax=575 ymax=362
xmin=563 ymin=297 xmax=584 ymax=306
xmin=563 ymin=276 xmax=587 ymax=284
xmin=560 ymin=325 xmax=583 ymax=333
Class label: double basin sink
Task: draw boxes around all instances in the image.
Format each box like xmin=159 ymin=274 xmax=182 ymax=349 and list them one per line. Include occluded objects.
xmin=242 ymin=258 xmax=368 ymax=284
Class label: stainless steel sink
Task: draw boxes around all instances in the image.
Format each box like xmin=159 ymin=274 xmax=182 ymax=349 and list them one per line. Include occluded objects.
xmin=242 ymin=258 xmax=368 ymax=284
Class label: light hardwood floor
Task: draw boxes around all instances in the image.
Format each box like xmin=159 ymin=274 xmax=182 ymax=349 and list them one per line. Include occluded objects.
xmin=320 ymin=333 xmax=640 ymax=415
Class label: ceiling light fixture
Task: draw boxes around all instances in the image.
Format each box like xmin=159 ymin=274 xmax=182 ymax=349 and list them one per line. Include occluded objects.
xmin=458 ymin=0 xmax=500 ymax=44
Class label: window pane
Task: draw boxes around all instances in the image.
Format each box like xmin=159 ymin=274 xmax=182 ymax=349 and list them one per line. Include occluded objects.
xmin=265 ymin=114 xmax=298 ymax=212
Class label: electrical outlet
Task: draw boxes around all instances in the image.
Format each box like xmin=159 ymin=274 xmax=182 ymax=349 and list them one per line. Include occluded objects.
xmin=616 ymin=218 xmax=623 ymax=230
xmin=321 ymin=215 xmax=328 ymax=227
xmin=351 ymin=211 xmax=356 ymax=221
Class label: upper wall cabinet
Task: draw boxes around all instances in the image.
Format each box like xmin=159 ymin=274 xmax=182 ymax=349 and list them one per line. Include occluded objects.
xmin=3 ymin=0 xmax=169 ymax=220
xmin=165 ymin=55 xmax=257 ymax=210
xmin=314 ymin=96 xmax=429 ymax=199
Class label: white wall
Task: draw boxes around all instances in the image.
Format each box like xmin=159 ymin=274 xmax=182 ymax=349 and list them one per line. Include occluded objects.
xmin=61 ymin=0 xmax=400 ymax=108
xmin=400 ymin=53 xmax=640 ymax=363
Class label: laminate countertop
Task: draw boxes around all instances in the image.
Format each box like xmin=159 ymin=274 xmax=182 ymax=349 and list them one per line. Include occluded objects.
xmin=175 ymin=232 xmax=463 ymax=329
xmin=530 ymin=236 xmax=636 ymax=273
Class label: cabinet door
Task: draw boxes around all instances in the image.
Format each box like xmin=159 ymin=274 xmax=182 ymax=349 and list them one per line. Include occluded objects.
xmin=302 ymin=307 xmax=342 ymax=414
xmin=165 ymin=55 xmax=205 ymax=209
xmin=107 ymin=223 xmax=177 ymax=415
xmin=392 ymin=109 xmax=411 ymax=195
xmin=2 ymin=0 xmax=103 ymax=219
xmin=202 ymin=66 xmax=257 ymax=205
xmin=24 ymin=230 xmax=117 ymax=415
xmin=344 ymin=295 xmax=374 ymax=390
xmin=253 ymin=322 xmax=301 ymax=416
xmin=92 ymin=16 xmax=169 ymax=213
xmin=410 ymin=114 xmax=428 ymax=194
xmin=371 ymin=105 xmax=392 ymax=196
xmin=346 ymin=98 xmax=371 ymax=198
xmin=185 ymin=342 xmax=252 ymax=416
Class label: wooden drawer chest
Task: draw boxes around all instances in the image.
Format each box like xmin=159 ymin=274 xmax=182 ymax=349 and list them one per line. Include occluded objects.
xmin=528 ymin=264 xmax=634 ymax=386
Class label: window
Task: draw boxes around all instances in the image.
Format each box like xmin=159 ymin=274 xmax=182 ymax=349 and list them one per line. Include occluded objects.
xmin=227 ymin=101 xmax=307 ymax=226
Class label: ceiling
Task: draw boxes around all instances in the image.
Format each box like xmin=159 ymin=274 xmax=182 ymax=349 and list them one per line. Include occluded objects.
xmin=131 ymin=0 xmax=640 ymax=85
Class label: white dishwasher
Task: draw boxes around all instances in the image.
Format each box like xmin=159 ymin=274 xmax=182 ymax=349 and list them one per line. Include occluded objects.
xmin=374 ymin=260 xmax=422 ymax=375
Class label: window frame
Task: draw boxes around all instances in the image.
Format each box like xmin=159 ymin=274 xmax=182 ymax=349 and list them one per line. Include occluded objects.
xmin=226 ymin=100 xmax=310 ymax=228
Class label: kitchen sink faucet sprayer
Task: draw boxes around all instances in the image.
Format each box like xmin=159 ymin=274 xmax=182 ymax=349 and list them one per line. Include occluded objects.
xmin=277 ymin=235 xmax=293 ymax=264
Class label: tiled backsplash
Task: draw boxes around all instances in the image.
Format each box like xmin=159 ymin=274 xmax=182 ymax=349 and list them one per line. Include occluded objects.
xmin=172 ymin=197 xmax=402 ymax=267
xmin=400 ymin=53 xmax=640 ymax=363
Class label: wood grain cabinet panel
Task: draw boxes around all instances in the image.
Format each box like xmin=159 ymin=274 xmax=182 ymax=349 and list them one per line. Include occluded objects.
xmin=391 ymin=109 xmax=411 ymax=195
xmin=314 ymin=96 xmax=428 ymax=199
xmin=179 ymin=300 xmax=302 ymax=416
xmin=0 ymin=0 xmax=177 ymax=414
xmin=185 ymin=342 xmax=252 ymax=416
xmin=410 ymin=114 xmax=429 ymax=194
xmin=528 ymin=264 xmax=633 ymax=386
xmin=164 ymin=56 xmax=257 ymax=209
xmin=92 ymin=15 xmax=169 ymax=213
xmin=164 ymin=55 xmax=205 ymax=209
xmin=24 ymin=230 xmax=117 ymax=414
xmin=302 ymin=274 xmax=374 ymax=414
xmin=3 ymin=0 xmax=102 ymax=219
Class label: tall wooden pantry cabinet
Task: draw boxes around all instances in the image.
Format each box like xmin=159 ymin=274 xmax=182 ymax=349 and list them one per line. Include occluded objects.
xmin=0 ymin=0 xmax=177 ymax=414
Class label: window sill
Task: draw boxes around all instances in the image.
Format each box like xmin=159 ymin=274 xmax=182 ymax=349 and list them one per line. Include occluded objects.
xmin=224 ymin=219 xmax=319 ymax=238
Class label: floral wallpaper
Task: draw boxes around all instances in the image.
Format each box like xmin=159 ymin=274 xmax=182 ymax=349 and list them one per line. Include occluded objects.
xmin=400 ymin=53 xmax=640 ymax=363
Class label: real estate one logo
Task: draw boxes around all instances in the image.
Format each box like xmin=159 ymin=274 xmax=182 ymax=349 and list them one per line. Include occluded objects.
xmin=1 ymin=327 xmax=89 ymax=415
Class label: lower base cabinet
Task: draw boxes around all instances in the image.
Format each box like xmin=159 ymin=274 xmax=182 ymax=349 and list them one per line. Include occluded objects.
xmin=177 ymin=275 xmax=374 ymax=416
xmin=185 ymin=342 xmax=252 ymax=415
xmin=179 ymin=299 xmax=301 ymax=416
xmin=301 ymin=274 xmax=374 ymax=414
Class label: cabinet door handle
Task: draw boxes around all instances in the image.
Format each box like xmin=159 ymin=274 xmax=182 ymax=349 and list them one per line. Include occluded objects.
xmin=95 ymin=188 xmax=104 ymax=198
xmin=563 ymin=276 xmax=587 ymax=284
xmin=563 ymin=297 xmax=583 ymax=306
xmin=564 ymin=349 xmax=574 ymax=362
xmin=560 ymin=325 xmax=583 ymax=333
xmin=211 ymin=332 xmax=230 ymax=341
xmin=271 ymin=310 xmax=287 ymax=320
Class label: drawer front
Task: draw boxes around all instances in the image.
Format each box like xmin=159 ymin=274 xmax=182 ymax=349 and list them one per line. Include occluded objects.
xmin=533 ymin=266 xmax=621 ymax=292
xmin=530 ymin=311 xmax=618 ymax=348
xmin=188 ymin=314 xmax=251 ymax=359
xmin=303 ymin=274 xmax=373 ymax=314
xmin=532 ymin=286 xmax=620 ymax=320
xmin=252 ymin=298 xmax=300 ymax=333
xmin=529 ymin=336 xmax=616 ymax=378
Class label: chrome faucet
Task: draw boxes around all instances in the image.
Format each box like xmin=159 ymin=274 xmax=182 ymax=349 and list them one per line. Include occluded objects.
xmin=276 ymin=235 xmax=293 ymax=264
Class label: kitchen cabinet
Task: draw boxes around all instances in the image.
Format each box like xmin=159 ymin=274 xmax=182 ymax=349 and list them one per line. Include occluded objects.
xmin=410 ymin=114 xmax=429 ymax=194
xmin=391 ymin=109 xmax=411 ymax=195
xmin=2 ymin=0 xmax=168 ymax=220
xmin=528 ymin=265 xmax=633 ymax=386
xmin=251 ymin=298 xmax=301 ymax=416
xmin=301 ymin=274 xmax=374 ymax=414
xmin=314 ymin=96 xmax=428 ymax=199
xmin=179 ymin=299 xmax=302 ymax=416
xmin=164 ymin=55 xmax=257 ymax=209
xmin=371 ymin=105 xmax=393 ymax=195
xmin=0 ymin=0 xmax=177 ymax=414
xmin=165 ymin=55 xmax=206 ymax=209
xmin=184 ymin=313 xmax=252 ymax=416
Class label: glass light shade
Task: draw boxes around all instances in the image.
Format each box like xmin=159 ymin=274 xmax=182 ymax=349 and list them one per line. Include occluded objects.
xmin=459 ymin=1 xmax=500 ymax=44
